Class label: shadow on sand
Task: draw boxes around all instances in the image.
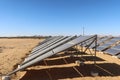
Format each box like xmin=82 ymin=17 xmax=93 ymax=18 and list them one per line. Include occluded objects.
xmin=19 ymin=53 xmax=120 ymax=80
xmin=20 ymin=63 xmax=120 ymax=80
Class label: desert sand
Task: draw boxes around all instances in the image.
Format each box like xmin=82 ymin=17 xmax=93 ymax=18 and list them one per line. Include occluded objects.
xmin=0 ymin=38 xmax=120 ymax=80
xmin=0 ymin=38 xmax=43 ymax=79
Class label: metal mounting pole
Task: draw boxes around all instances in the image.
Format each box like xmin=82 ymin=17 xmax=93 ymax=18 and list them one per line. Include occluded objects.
xmin=94 ymin=35 xmax=97 ymax=65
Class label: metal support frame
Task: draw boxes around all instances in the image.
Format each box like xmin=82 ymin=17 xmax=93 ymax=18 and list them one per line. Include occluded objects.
xmin=77 ymin=35 xmax=97 ymax=66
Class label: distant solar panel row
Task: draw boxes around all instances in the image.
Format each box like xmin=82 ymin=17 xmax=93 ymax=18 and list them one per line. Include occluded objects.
xmin=97 ymin=36 xmax=112 ymax=44
xmin=96 ymin=36 xmax=120 ymax=58
xmin=104 ymin=44 xmax=120 ymax=56
xmin=96 ymin=37 xmax=120 ymax=51
xmin=89 ymin=36 xmax=112 ymax=49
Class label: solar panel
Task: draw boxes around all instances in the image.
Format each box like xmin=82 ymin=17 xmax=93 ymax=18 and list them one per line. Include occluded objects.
xmin=106 ymin=40 xmax=117 ymax=44
xmin=34 ymin=36 xmax=56 ymax=47
xmin=101 ymin=37 xmax=120 ymax=54
xmin=89 ymin=36 xmax=112 ymax=49
xmin=89 ymin=43 xmax=95 ymax=48
xmin=37 ymin=37 xmax=53 ymax=46
xmin=96 ymin=46 xmax=106 ymax=51
xmin=21 ymin=36 xmax=76 ymax=65
xmin=101 ymin=44 xmax=112 ymax=47
xmin=96 ymin=37 xmax=120 ymax=51
xmin=29 ymin=36 xmax=67 ymax=57
xmin=96 ymin=44 xmax=112 ymax=51
xmin=104 ymin=48 xmax=120 ymax=55
xmin=99 ymin=38 xmax=116 ymax=46
xmin=103 ymin=42 xmax=120 ymax=55
xmin=112 ymin=37 xmax=120 ymax=40
xmin=29 ymin=36 xmax=64 ymax=56
xmin=32 ymin=36 xmax=63 ymax=52
xmin=7 ymin=35 xmax=96 ymax=76
xmin=79 ymin=35 xmax=96 ymax=47
xmin=80 ymin=39 xmax=91 ymax=47
xmin=97 ymin=36 xmax=112 ymax=44
xmin=112 ymin=44 xmax=120 ymax=49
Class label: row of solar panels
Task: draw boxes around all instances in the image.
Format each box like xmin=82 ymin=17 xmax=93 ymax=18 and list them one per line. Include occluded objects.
xmin=87 ymin=36 xmax=120 ymax=58
xmin=6 ymin=35 xmax=97 ymax=76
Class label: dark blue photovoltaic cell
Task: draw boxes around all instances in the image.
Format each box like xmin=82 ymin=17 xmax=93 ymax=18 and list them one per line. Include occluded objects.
xmin=96 ymin=46 xmax=106 ymax=51
xmin=96 ymin=37 xmax=120 ymax=57
xmin=100 ymin=44 xmax=112 ymax=47
xmin=79 ymin=36 xmax=95 ymax=47
xmin=84 ymin=40 xmax=94 ymax=47
xmin=106 ymin=40 xmax=117 ymax=44
xmin=103 ymin=42 xmax=120 ymax=56
xmin=81 ymin=40 xmax=90 ymax=47
xmin=112 ymin=45 xmax=120 ymax=49
xmin=89 ymin=43 xmax=96 ymax=48
xmin=90 ymin=36 xmax=114 ymax=49
xmin=101 ymin=38 xmax=118 ymax=45
xmin=97 ymin=44 xmax=111 ymax=50
xmin=97 ymin=44 xmax=112 ymax=51
xmin=89 ymin=36 xmax=109 ymax=48
xmin=97 ymin=37 xmax=111 ymax=44
xmin=112 ymin=37 xmax=120 ymax=40
xmin=104 ymin=49 xmax=120 ymax=55
xmin=96 ymin=37 xmax=120 ymax=51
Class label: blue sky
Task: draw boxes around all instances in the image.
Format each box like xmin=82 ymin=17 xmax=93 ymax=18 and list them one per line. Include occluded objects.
xmin=0 ymin=0 xmax=120 ymax=36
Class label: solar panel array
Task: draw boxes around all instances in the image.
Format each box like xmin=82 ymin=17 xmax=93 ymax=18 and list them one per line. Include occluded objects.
xmin=3 ymin=35 xmax=120 ymax=80
xmin=78 ymin=36 xmax=120 ymax=58
xmin=6 ymin=35 xmax=97 ymax=76
xmin=104 ymin=44 xmax=120 ymax=56
xmin=97 ymin=36 xmax=112 ymax=44
xmin=96 ymin=37 xmax=120 ymax=51
xmin=79 ymin=35 xmax=96 ymax=47
xmin=89 ymin=36 xmax=112 ymax=49
xmin=95 ymin=36 xmax=120 ymax=58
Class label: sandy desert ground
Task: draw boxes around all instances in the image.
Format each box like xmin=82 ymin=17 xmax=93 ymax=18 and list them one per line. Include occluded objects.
xmin=0 ymin=38 xmax=120 ymax=80
xmin=0 ymin=38 xmax=43 ymax=80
